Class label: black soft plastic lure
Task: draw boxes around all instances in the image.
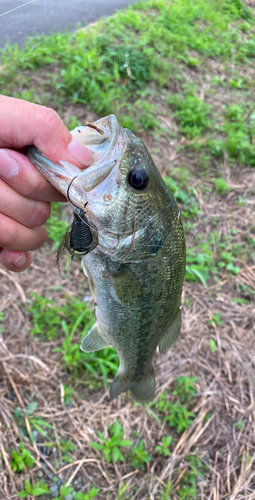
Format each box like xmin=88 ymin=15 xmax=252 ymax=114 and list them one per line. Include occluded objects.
xmin=57 ymin=209 xmax=98 ymax=269
xmin=70 ymin=208 xmax=93 ymax=252
xmin=56 ymin=178 xmax=98 ymax=269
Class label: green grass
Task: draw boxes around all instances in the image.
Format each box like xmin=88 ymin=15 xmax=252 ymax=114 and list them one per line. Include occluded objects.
xmin=1 ymin=0 xmax=255 ymax=136
xmin=18 ymin=479 xmax=50 ymax=498
xmin=154 ymin=376 xmax=198 ymax=434
xmin=45 ymin=202 xmax=69 ymax=250
xmin=166 ymin=92 xmax=212 ymax=139
xmin=13 ymin=402 xmax=53 ymax=442
xmin=89 ymin=419 xmax=133 ymax=464
xmin=1 ymin=2 xmax=254 ymax=498
xmin=28 ymin=292 xmax=119 ymax=387
xmin=1 ymin=0 xmax=254 ymax=291
xmin=11 ymin=443 xmax=35 ymax=473
xmin=17 ymin=482 xmax=99 ymax=500
xmin=49 ymin=485 xmax=99 ymax=500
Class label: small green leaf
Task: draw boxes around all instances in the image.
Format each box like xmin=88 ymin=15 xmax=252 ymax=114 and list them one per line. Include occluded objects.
xmin=32 ymin=486 xmax=50 ymax=496
xmin=25 ymin=480 xmax=32 ymax=494
xmin=14 ymin=407 xmax=22 ymax=420
xmin=112 ymin=447 xmax=121 ymax=463
xmin=88 ymin=442 xmax=104 ymax=451
xmin=226 ymin=263 xmax=240 ymax=274
xmin=104 ymin=448 xmax=111 ymax=462
xmin=119 ymin=439 xmax=133 ymax=447
xmin=210 ymin=338 xmax=216 ymax=352
xmin=24 ymin=402 xmax=38 ymax=416
xmin=97 ymin=431 xmax=107 ymax=442
xmin=110 ymin=435 xmax=122 ymax=447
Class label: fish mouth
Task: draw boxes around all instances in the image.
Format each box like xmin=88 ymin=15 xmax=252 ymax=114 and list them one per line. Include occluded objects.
xmin=27 ymin=114 xmax=126 ymax=208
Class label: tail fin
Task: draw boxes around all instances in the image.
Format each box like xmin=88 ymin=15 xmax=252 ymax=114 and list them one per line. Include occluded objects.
xmin=110 ymin=368 xmax=155 ymax=403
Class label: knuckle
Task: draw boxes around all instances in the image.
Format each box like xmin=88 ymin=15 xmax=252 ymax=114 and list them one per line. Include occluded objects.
xmin=28 ymin=201 xmax=51 ymax=227
xmin=41 ymin=107 xmax=60 ymax=128
xmin=0 ymin=215 xmax=18 ymax=248
xmin=33 ymin=227 xmax=48 ymax=250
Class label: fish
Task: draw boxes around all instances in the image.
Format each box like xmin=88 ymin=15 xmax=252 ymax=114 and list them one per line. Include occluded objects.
xmin=27 ymin=115 xmax=186 ymax=403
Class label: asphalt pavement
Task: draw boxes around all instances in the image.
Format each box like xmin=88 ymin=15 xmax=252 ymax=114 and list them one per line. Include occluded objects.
xmin=0 ymin=0 xmax=137 ymax=48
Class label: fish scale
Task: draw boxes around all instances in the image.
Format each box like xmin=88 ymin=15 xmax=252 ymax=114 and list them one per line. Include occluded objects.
xmin=27 ymin=115 xmax=186 ymax=403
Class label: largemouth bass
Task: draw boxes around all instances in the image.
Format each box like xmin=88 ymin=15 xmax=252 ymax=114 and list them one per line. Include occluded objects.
xmin=27 ymin=115 xmax=186 ymax=402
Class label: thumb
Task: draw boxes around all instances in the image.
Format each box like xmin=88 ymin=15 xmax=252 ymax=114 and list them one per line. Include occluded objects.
xmin=0 ymin=95 xmax=93 ymax=168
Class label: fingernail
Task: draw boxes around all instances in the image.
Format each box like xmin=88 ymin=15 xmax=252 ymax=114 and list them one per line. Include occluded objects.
xmin=12 ymin=252 xmax=27 ymax=268
xmin=67 ymin=136 xmax=93 ymax=166
xmin=0 ymin=149 xmax=19 ymax=179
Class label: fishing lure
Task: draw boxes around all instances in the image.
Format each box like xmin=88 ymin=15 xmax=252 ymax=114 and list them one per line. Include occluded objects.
xmin=56 ymin=178 xmax=98 ymax=268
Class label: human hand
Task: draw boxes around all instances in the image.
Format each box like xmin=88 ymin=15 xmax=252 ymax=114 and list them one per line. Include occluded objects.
xmin=0 ymin=95 xmax=93 ymax=272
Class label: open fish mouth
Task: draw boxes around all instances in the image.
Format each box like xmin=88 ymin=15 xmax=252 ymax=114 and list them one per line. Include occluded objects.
xmin=27 ymin=114 xmax=126 ymax=208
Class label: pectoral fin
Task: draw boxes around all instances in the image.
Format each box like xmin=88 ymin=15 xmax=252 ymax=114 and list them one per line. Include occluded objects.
xmin=110 ymin=266 xmax=142 ymax=308
xmin=80 ymin=323 xmax=110 ymax=352
xmin=158 ymin=307 xmax=182 ymax=355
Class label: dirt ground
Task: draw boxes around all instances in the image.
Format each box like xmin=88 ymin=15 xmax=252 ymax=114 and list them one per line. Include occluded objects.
xmin=0 ymin=126 xmax=255 ymax=499
xmin=1 ymin=1 xmax=255 ymax=493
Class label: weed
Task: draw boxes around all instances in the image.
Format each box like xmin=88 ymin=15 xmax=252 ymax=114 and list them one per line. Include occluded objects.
xmin=28 ymin=293 xmax=119 ymax=387
xmin=11 ymin=443 xmax=35 ymax=472
xmin=54 ymin=318 xmax=119 ymax=387
xmin=166 ymin=93 xmax=211 ymax=139
xmin=73 ymin=489 xmax=100 ymax=500
xmin=28 ymin=292 xmax=93 ymax=341
xmin=128 ymin=439 xmax=152 ymax=470
xmin=164 ymin=177 xmax=189 ymax=204
xmin=18 ymin=479 xmax=50 ymax=498
xmin=208 ymin=312 xmax=224 ymax=328
xmin=155 ymin=435 xmax=172 ymax=457
xmin=166 ymin=402 xmax=195 ymax=434
xmin=53 ymin=485 xmax=74 ymax=500
xmin=1 ymin=0 xmax=254 ymax=141
xmin=212 ymin=178 xmax=230 ymax=195
xmin=210 ymin=339 xmax=217 ymax=352
xmin=159 ymin=479 xmax=173 ymax=499
xmin=59 ymin=438 xmax=76 ymax=463
xmin=235 ymin=420 xmax=244 ymax=430
xmin=155 ymin=387 xmax=196 ymax=434
xmin=52 ymin=485 xmax=99 ymax=500
xmin=62 ymin=383 xmax=76 ymax=405
xmin=117 ymin=482 xmax=133 ymax=500
xmin=238 ymin=195 xmax=248 ymax=206
xmin=178 ymin=455 xmax=204 ymax=499
xmin=173 ymin=376 xmax=197 ymax=404
xmin=208 ymin=102 xmax=255 ymax=167
xmin=220 ymin=251 xmax=241 ymax=275
xmin=45 ymin=202 xmax=69 ymax=250
xmin=13 ymin=402 xmax=53 ymax=442
xmin=0 ymin=311 xmax=4 ymax=333
xmin=89 ymin=420 xmax=132 ymax=463
xmin=186 ymin=247 xmax=213 ymax=288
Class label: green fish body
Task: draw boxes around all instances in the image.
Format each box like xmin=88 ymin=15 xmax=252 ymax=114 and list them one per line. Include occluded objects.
xmin=27 ymin=115 xmax=186 ymax=402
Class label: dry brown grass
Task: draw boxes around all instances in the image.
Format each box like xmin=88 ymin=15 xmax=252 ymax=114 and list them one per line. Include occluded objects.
xmin=0 ymin=141 xmax=255 ymax=499
xmin=1 ymin=6 xmax=255 ymax=494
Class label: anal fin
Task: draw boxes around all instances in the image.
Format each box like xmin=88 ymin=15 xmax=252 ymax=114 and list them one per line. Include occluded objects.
xmin=158 ymin=307 xmax=182 ymax=355
xmin=110 ymin=368 xmax=155 ymax=403
xmin=80 ymin=323 xmax=110 ymax=352
xmin=110 ymin=374 xmax=130 ymax=401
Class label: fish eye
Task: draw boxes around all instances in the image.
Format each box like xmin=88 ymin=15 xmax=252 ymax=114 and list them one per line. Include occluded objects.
xmin=128 ymin=169 xmax=149 ymax=191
